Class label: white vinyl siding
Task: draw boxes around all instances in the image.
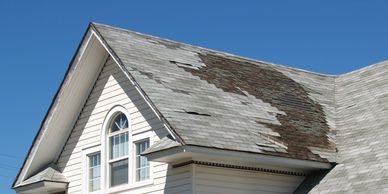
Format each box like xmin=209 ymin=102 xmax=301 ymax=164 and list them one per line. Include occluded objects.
xmin=194 ymin=165 xmax=305 ymax=194
xmin=57 ymin=57 xmax=192 ymax=194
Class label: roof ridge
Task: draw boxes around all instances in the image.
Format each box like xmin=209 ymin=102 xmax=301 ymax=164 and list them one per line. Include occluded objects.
xmin=91 ymin=22 xmax=337 ymax=78
xmin=339 ymin=59 xmax=388 ymax=77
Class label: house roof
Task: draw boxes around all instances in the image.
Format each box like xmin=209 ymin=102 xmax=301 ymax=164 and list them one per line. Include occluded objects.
xmin=93 ymin=23 xmax=388 ymax=192
xmin=308 ymin=61 xmax=388 ymax=193
xmin=92 ymin=23 xmax=337 ymax=164
xmin=14 ymin=23 xmax=388 ymax=193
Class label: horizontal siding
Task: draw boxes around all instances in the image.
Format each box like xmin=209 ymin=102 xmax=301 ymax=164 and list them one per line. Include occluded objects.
xmin=57 ymin=58 xmax=190 ymax=194
xmin=115 ymin=165 xmax=192 ymax=194
xmin=194 ymin=165 xmax=304 ymax=194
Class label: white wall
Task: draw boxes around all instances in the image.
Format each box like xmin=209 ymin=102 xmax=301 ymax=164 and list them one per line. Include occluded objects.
xmin=193 ymin=165 xmax=305 ymax=194
xmin=57 ymin=57 xmax=192 ymax=194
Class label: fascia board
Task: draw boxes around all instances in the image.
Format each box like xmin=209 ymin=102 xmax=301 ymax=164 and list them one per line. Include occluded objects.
xmin=13 ymin=24 xmax=107 ymax=188
xmin=145 ymin=145 xmax=333 ymax=171
xmin=14 ymin=181 xmax=68 ymax=194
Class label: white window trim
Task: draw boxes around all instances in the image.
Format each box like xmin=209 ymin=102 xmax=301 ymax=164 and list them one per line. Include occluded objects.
xmin=101 ymin=105 xmax=155 ymax=193
xmin=101 ymin=105 xmax=132 ymax=192
xmin=105 ymin=131 xmax=155 ymax=194
xmin=132 ymin=131 xmax=154 ymax=184
xmin=82 ymin=145 xmax=102 ymax=194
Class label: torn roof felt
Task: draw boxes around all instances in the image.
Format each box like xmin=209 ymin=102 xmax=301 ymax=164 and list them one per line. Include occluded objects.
xmin=92 ymin=23 xmax=337 ymax=163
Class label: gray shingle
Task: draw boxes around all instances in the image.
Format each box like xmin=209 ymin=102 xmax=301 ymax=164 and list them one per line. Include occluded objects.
xmin=91 ymin=23 xmax=388 ymax=193
xmin=309 ymin=61 xmax=388 ymax=193
xmin=92 ymin=23 xmax=337 ymax=163
xmin=142 ymin=135 xmax=182 ymax=155
xmin=18 ymin=164 xmax=67 ymax=187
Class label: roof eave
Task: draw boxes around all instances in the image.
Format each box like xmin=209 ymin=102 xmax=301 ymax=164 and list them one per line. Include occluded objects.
xmin=144 ymin=145 xmax=333 ymax=171
xmin=12 ymin=23 xmax=96 ymax=187
xmin=13 ymin=23 xmax=109 ymax=187
xmin=14 ymin=180 xmax=68 ymax=194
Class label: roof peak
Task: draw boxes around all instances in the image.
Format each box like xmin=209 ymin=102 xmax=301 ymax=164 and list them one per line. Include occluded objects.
xmin=91 ymin=22 xmax=388 ymax=77
xmin=91 ymin=22 xmax=341 ymax=77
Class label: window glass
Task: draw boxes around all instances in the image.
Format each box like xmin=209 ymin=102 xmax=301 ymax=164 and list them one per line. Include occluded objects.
xmin=135 ymin=140 xmax=150 ymax=181
xmin=88 ymin=153 xmax=101 ymax=192
xmin=109 ymin=132 xmax=129 ymax=159
xmin=110 ymin=159 xmax=129 ymax=187
xmin=111 ymin=113 xmax=128 ymax=132
xmin=108 ymin=111 xmax=130 ymax=188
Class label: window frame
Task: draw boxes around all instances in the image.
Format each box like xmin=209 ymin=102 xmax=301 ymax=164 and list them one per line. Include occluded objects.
xmin=101 ymin=105 xmax=154 ymax=193
xmin=132 ymin=135 xmax=152 ymax=183
xmin=82 ymin=146 xmax=102 ymax=194
xmin=107 ymin=113 xmax=130 ymax=187
xmin=134 ymin=139 xmax=150 ymax=182
xmin=102 ymin=106 xmax=132 ymax=190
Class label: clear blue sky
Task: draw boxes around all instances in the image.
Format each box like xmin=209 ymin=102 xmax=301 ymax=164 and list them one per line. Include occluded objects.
xmin=1 ymin=0 xmax=388 ymax=193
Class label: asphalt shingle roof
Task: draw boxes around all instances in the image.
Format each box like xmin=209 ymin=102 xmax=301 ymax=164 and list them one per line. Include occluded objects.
xmin=92 ymin=23 xmax=337 ymax=163
xmin=92 ymin=23 xmax=388 ymax=193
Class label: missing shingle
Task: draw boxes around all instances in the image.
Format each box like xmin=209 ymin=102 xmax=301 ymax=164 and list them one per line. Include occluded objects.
xmin=171 ymin=88 xmax=190 ymax=95
xmin=170 ymin=60 xmax=200 ymax=70
xmin=174 ymin=110 xmax=211 ymax=117
xmin=241 ymin=101 xmax=251 ymax=105
xmin=176 ymin=52 xmax=336 ymax=162
xmin=170 ymin=60 xmax=193 ymax=67
xmin=185 ymin=111 xmax=211 ymax=117
xmin=138 ymin=70 xmax=163 ymax=84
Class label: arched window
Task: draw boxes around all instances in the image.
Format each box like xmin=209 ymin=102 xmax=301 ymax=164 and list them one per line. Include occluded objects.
xmin=100 ymin=105 xmax=151 ymax=191
xmin=107 ymin=112 xmax=130 ymax=187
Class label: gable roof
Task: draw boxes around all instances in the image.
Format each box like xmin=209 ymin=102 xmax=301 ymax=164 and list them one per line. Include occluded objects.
xmin=14 ymin=22 xmax=388 ymax=193
xmin=92 ymin=23 xmax=337 ymax=164
xmin=92 ymin=23 xmax=388 ymax=192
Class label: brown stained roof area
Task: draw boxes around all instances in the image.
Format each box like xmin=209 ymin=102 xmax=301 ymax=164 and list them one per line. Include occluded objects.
xmin=179 ymin=53 xmax=336 ymax=162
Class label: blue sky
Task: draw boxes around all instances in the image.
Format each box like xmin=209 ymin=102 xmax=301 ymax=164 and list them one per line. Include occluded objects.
xmin=1 ymin=0 xmax=388 ymax=193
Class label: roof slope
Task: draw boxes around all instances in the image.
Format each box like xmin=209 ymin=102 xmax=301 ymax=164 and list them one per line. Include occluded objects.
xmin=309 ymin=61 xmax=388 ymax=193
xmin=92 ymin=23 xmax=337 ymax=163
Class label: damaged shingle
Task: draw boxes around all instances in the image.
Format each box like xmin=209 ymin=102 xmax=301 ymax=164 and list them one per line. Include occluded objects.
xmin=170 ymin=88 xmax=190 ymax=95
xmin=174 ymin=110 xmax=211 ymax=117
xmin=93 ymin=23 xmax=337 ymax=164
xmin=185 ymin=111 xmax=211 ymax=117
xmin=178 ymin=53 xmax=336 ymax=162
xmin=170 ymin=60 xmax=199 ymax=70
xmin=138 ymin=70 xmax=163 ymax=84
